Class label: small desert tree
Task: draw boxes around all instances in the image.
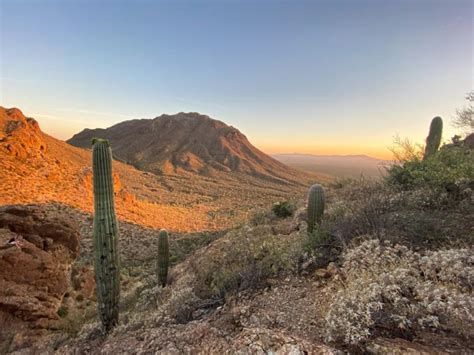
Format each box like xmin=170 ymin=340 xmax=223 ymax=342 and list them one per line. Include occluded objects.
xmin=452 ymin=91 xmax=473 ymax=134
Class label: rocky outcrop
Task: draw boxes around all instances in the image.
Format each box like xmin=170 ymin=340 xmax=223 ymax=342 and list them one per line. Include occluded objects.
xmin=0 ymin=107 xmax=46 ymax=159
xmin=0 ymin=205 xmax=80 ymax=331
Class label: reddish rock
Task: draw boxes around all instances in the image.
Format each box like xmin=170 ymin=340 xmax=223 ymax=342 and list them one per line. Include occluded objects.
xmin=0 ymin=205 xmax=80 ymax=331
xmin=71 ymin=265 xmax=96 ymax=300
xmin=0 ymin=107 xmax=46 ymax=159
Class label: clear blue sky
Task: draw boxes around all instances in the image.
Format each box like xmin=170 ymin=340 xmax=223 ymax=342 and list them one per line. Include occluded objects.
xmin=1 ymin=0 xmax=472 ymax=158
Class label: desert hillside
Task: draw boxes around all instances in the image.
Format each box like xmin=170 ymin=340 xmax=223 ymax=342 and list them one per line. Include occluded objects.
xmin=68 ymin=112 xmax=304 ymax=184
xmin=0 ymin=106 xmax=473 ymax=354
xmin=0 ymin=107 xmax=320 ymax=232
xmin=1 ymin=1 xmax=472 ymax=353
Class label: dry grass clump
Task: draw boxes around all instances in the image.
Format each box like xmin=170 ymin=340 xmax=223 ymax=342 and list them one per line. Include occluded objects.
xmin=325 ymin=239 xmax=473 ymax=346
xmin=188 ymin=225 xmax=304 ymax=300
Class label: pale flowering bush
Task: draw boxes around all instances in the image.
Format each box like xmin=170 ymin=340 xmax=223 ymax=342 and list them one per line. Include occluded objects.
xmin=325 ymin=239 xmax=474 ymax=345
xmin=418 ymin=248 xmax=474 ymax=287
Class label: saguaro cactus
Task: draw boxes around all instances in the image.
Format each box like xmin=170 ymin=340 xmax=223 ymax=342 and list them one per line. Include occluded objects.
xmin=92 ymin=138 xmax=120 ymax=332
xmin=307 ymin=184 xmax=325 ymax=234
xmin=424 ymin=116 xmax=443 ymax=160
xmin=157 ymin=229 xmax=169 ymax=287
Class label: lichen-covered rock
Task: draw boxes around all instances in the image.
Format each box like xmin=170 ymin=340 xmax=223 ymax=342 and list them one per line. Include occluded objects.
xmin=0 ymin=205 xmax=80 ymax=331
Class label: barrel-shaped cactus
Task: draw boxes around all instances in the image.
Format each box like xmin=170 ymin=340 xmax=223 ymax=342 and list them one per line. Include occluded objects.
xmin=92 ymin=138 xmax=120 ymax=332
xmin=157 ymin=229 xmax=169 ymax=287
xmin=307 ymin=184 xmax=325 ymax=233
xmin=424 ymin=116 xmax=443 ymax=160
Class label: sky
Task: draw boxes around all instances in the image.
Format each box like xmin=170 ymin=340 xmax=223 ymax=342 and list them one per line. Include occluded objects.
xmin=0 ymin=0 xmax=472 ymax=159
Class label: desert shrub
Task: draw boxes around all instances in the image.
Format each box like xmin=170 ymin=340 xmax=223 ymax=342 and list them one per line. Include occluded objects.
xmin=387 ymin=145 xmax=474 ymax=201
xmin=249 ymin=209 xmax=268 ymax=226
xmin=328 ymin=180 xmax=395 ymax=240
xmin=329 ymin=177 xmax=356 ymax=189
xmin=162 ymin=285 xmax=201 ymax=323
xmin=325 ymin=239 xmax=474 ymax=346
xmin=190 ymin=227 xmax=304 ymax=299
xmin=304 ymin=224 xmax=341 ymax=269
xmin=272 ymin=201 xmax=296 ymax=218
xmin=306 ymin=225 xmax=332 ymax=251
xmin=328 ymin=176 xmax=473 ymax=248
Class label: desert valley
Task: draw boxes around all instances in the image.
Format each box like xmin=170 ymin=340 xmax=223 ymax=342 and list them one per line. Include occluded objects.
xmin=0 ymin=104 xmax=473 ymax=354
xmin=1 ymin=0 xmax=473 ymax=354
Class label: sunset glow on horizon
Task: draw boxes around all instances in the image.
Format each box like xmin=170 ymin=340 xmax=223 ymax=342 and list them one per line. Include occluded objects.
xmin=1 ymin=0 xmax=471 ymax=160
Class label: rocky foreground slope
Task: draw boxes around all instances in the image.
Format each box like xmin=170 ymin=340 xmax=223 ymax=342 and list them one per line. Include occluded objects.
xmin=3 ymin=190 xmax=471 ymax=354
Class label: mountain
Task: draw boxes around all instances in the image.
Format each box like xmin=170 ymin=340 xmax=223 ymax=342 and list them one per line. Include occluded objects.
xmin=0 ymin=107 xmax=317 ymax=232
xmin=67 ymin=112 xmax=303 ymax=184
xmin=273 ymin=153 xmax=390 ymax=179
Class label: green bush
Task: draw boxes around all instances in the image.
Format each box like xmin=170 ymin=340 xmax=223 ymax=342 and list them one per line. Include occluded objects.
xmin=387 ymin=146 xmax=474 ymax=196
xmin=305 ymin=224 xmax=340 ymax=268
xmin=271 ymin=201 xmax=296 ymax=218
xmin=305 ymin=225 xmax=332 ymax=252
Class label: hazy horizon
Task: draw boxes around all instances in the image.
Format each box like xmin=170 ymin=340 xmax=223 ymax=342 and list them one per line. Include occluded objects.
xmin=1 ymin=0 xmax=472 ymax=159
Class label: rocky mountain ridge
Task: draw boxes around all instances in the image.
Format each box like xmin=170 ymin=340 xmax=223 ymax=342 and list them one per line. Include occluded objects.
xmin=68 ymin=112 xmax=303 ymax=184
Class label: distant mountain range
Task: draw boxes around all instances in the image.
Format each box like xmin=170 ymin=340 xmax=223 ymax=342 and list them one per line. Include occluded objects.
xmin=68 ymin=112 xmax=304 ymax=184
xmin=272 ymin=153 xmax=391 ymax=178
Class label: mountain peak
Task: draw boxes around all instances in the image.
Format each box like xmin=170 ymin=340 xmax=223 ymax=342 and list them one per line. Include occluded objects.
xmin=68 ymin=113 xmax=300 ymax=183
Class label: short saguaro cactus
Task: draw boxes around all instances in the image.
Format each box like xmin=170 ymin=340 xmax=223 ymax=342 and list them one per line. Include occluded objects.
xmin=157 ymin=229 xmax=170 ymax=287
xmin=307 ymin=184 xmax=326 ymax=234
xmin=424 ymin=116 xmax=443 ymax=160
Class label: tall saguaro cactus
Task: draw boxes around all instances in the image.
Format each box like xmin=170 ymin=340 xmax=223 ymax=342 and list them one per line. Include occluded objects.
xmin=92 ymin=138 xmax=120 ymax=332
xmin=424 ymin=116 xmax=443 ymax=160
xmin=157 ymin=229 xmax=170 ymax=287
xmin=307 ymin=184 xmax=325 ymax=234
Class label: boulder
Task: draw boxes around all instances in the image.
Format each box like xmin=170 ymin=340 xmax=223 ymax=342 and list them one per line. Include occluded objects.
xmin=0 ymin=205 xmax=80 ymax=331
